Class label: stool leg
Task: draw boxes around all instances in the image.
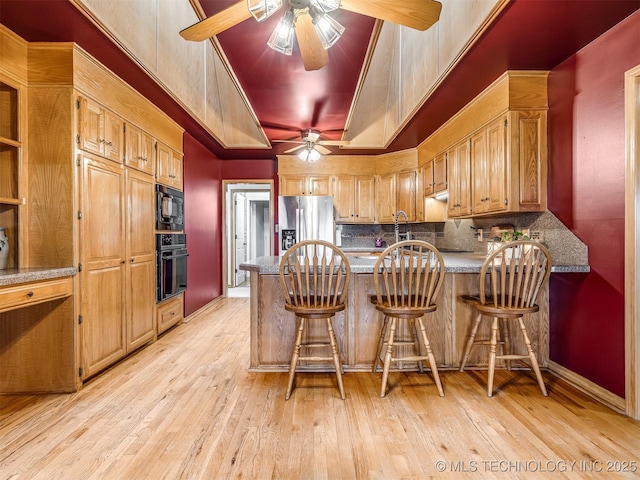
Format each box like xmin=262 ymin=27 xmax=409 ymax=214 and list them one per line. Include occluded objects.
xmin=417 ymin=317 xmax=444 ymax=397
xmin=412 ymin=319 xmax=424 ymax=373
xmin=286 ymin=316 xmax=305 ymax=400
xmin=487 ymin=316 xmax=499 ymax=397
xmin=499 ymin=318 xmax=512 ymax=371
xmin=460 ymin=313 xmax=482 ymax=371
xmin=326 ymin=317 xmax=345 ymax=400
xmin=380 ymin=317 xmax=397 ymax=397
xmin=373 ymin=316 xmax=389 ymax=373
xmin=517 ymin=317 xmax=548 ymax=396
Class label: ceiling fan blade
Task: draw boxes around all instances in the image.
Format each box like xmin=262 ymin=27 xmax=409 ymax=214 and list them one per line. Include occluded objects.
xmin=284 ymin=144 xmax=307 ymax=154
xmin=180 ymin=1 xmax=251 ymax=41
xmin=318 ymin=140 xmax=350 ymax=146
xmin=314 ymin=145 xmax=332 ymax=155
xmin=340 ymin=0 xmax=442 ymax=31
xmin=295 ymin=12 xmax=329 ymax=71
xmin=272 ymin=139 xmax=304 ymax=144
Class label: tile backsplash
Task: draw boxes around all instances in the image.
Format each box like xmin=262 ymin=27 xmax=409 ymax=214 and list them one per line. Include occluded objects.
xmin=339 ymin=210 xmax=588 ymax=266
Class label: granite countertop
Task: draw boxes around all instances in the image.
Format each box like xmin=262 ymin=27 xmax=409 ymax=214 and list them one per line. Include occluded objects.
xmin=240 ymin=253 xmax=590 ymax=275
xmin=0 ymin=267 xmax=78 ymax=287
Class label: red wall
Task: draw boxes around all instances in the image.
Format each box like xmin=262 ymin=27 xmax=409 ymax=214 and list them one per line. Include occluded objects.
xmin=183 ymin=133 xmax=223 ymax=316
xmin=183 ymin=133 xmax=277 ymax=316
xmin=547 ymin=10 xmax=640 ymax=397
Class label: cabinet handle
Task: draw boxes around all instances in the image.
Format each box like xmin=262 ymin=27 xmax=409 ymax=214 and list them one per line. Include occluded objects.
xmin=100 ymin=138 xmax=106 ymax=144
xmin=26 ymin=291 xmax=34 ymax=298
xmin=131 ymin=258 xmax=135 ymax=263
xmin=106 ymin=141 xmax=113 ymax=147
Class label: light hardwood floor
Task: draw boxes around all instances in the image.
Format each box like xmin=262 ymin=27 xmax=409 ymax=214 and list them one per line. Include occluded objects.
xmin=1 ymin=298 xmax=639 ymax=479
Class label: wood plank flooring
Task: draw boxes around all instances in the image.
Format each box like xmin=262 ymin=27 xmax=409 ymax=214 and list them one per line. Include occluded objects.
xmin=1 ymin=297 xmax=640 ymax=479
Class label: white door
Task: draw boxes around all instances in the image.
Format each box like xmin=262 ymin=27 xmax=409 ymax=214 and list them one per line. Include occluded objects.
xmin=234 ymin=192 xmax=248 ymax=286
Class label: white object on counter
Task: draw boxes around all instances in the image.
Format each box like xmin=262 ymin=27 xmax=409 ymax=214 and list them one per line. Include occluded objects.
xmin=335 ymin=226 xmax=342 ymax=246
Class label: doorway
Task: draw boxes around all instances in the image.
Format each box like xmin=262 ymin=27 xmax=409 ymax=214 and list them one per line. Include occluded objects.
xmin=223 ymin=181 xmax=274 ymax=298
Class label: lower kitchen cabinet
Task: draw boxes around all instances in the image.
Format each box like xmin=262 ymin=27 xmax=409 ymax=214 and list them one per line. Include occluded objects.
xmin=79 ymin=153 xmax=127 ymax=378
xmin=125 ymin=168 xmax=156 ymax=350
xmin=156 ymin=293 xmax=184 ymax=335
xmin=79 ymin=153 xmax=156 ymax=380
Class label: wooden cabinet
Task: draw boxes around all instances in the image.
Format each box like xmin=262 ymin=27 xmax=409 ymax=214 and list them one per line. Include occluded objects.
xmin=79 ymin=153 xmax=127 ymax=379
xmin=0 ymin=276 xmax=76 ymax=393
xmin=422 ymin=153 xmax=447 ymax=198
xmin=156 ymin=141 xmax=183 ymax=190
xmin=79 ymin=153 xmax=156 ymax=379
xmin=447 ymin=138 xmax=472 ymax=218
xmin=125 ymin=123 xmax=155 ymax=175
xmin=77 ymin=96 xmax=124 ymax=163
xmin=376 ymin=173 xmax=396 ymax=223
xmin=125 ymin=168 xmax=156 ymax=351
xmin=156 ymin=293 xmax=184 ymax=334
xmin=471 ymin=116 xmax=507 ymax=214
xmin=0 ymin=77 xmax=24 ymax=269
xmin=333 ymin=175 xmax=376 ymax=223
xmin=396 ymin=170 xmax=417 ymax=222
xmin=433 ymin=154 xmax=447 ymax=193
xmin=279 ymin=174 xmax=331 ymax=196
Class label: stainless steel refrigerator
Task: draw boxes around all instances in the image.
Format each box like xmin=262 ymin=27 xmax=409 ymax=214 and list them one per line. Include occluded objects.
xmin=278 ymin=196 xmax=335 ymax=253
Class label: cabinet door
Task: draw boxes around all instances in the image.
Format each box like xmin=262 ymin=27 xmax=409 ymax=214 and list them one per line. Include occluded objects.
xmin=104 ymin=111 xmax=124 ymax=163
xmin=433 ymin=153 xmax=447 ymax=193
xmin=125 ymin=168 xmax=156 ymax=351
xmin=307 ymin=175 xmax=331 ymax=196
xmin=156 ymin=141 xmax=173 ymax=187
xmin=471 ymin=129 xmax=487 ymax=213
xmin=355 ymin=175 xmax=376 ymax=223
xmin=423 ymin=160 xmax=434 ymax=196
xmin=279 ymin=175 xmax=306 ymax=196
xmin=170 ymin=149 xmax=183 ymax=190
xmin=485 ymin=117 xmax=508 ymax=213
xmin=333 ymin=175 xmax=355 ymax=222
xmin=396 ymin=170 xmax=416 ymax=222
xmin=125 ymin=124 xmax=155 ymax=175
xmin=79 ymin=153 xmax=126 ymax=379
xmin=376 ymin=173 xmax=396 ymax=223
xmin=447 ymin=139 xmax=471 ymax=218
xmin=78 ymin=97 xmax=105 ymax=156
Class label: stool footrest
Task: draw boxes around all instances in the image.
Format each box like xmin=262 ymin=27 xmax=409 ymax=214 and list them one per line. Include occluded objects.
xmin=298 ymin=356 xmax=342 ymax=362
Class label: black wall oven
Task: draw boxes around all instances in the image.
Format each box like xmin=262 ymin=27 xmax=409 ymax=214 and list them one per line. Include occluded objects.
xmin=157 ymin=233 xmax=188 ymax=303
xmin=157 ymin=185 xmax=184 ymax=231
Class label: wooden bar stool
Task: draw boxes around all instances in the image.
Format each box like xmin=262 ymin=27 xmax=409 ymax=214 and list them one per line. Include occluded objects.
xmin=370 ymin=240 xmax=445 ymax=397
xmin=279 ymin=240 xmax=351 ymax=400
xmin=459 ymin=240 xmax=552 ymax=397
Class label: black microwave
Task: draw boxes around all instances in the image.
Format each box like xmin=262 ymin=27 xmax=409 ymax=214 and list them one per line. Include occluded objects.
xmin=156 ymin=185 xmax=184 ymax=231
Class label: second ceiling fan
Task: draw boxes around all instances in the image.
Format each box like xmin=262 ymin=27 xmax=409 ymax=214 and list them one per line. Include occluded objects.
xmin=180 ymin=0 xmax=442 ymax=71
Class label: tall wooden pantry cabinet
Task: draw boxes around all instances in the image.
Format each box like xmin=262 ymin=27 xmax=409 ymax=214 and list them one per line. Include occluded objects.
xmin=26 ymin=43 xmax=184 ymax=383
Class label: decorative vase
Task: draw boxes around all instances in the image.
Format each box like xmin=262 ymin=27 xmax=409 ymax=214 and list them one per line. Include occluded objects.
xmin=0 ymin=227 xmax=9 ymax=270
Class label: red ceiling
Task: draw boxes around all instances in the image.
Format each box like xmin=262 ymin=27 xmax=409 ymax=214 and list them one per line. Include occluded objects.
xmin=1 ymin=0 xmax=639 ymax=159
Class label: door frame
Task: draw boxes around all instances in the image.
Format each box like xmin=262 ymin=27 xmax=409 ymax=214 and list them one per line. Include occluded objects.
xmin=222 ymin=180 xmax=275 ymax=297
xmin=625 ymin=63 xmax=640 ymax=419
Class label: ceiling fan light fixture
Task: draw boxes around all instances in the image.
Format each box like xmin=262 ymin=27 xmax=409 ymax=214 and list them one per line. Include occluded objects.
xmin=247 ymin=0 xmax=283 ymax=22
xmin=267 ymin=8 xmax=295 ymax=55
xmin=298 ymin=146 xmax=322 ymax=162
xmin=309 ymin=5 xmax=345 ymax=49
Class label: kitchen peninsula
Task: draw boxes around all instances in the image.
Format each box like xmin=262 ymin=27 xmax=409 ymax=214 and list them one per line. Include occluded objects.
xmin=240 ymin=251 xmax=589 ymax=373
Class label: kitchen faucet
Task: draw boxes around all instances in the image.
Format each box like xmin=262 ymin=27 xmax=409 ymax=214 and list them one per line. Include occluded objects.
xmin=394 ymin=210 xmax=410 ymax=244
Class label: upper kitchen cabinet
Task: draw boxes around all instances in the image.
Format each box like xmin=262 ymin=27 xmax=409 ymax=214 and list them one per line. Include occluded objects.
xmin=396 ymin=170 xmax=417 ymax=222
xmin=279 ymin=174 xmax=332 ymax=196
xmin=446 ymin=139 xmax=472 ymax=218
xmin=77 ymin=96 xmax=124 ymax=163
xmin=125 ymin=123 xmax=155 ymax=176
xmin=423 ymin=153 xmax=447 ymax=197
xmin=333 ymin=175 xmax=376 ymax=223
xmin=418 ymin=71 xmax=548 ymax=218
xmin=375 ymin=173 xmax=397 ymax=223
xmin=156 ymin=141 xmax=183 ymax=191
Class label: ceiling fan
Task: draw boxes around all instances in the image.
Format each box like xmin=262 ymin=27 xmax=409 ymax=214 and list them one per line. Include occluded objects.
xmin=180 ymin=0 xmax=442 ymax=71
xmin=273 ymin=128 xmax=349 ymax=161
